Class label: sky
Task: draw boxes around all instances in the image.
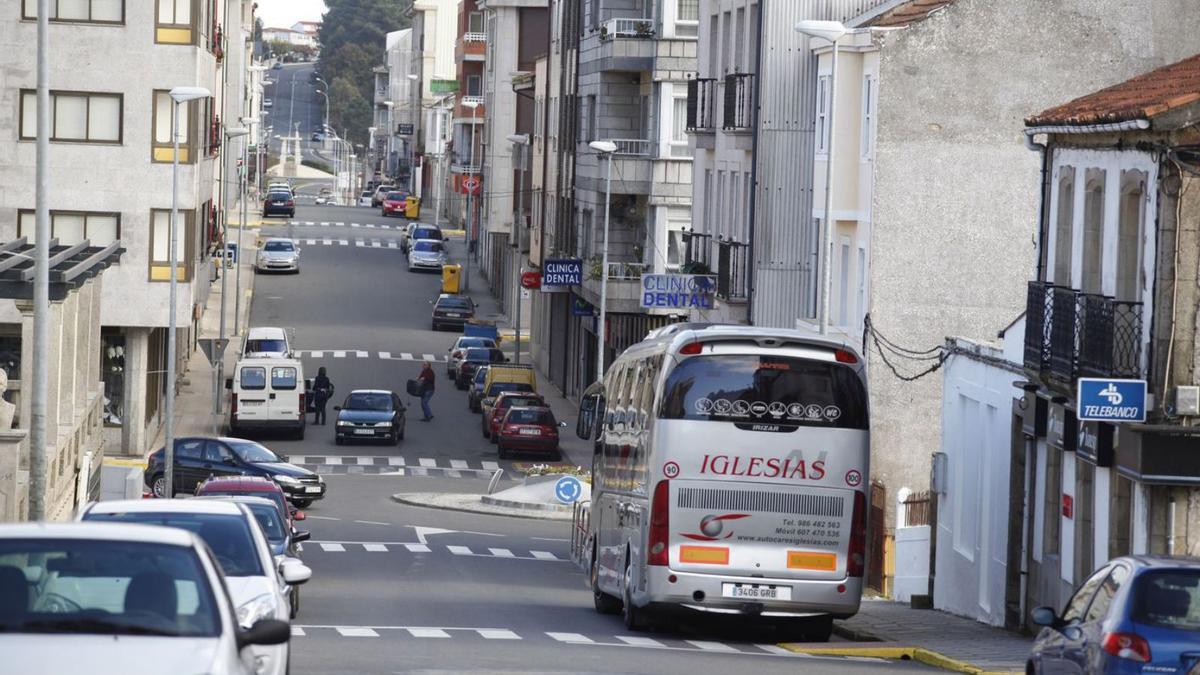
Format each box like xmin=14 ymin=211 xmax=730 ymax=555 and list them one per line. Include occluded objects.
xmin=257 ymin=0 xmax=327 ymax=29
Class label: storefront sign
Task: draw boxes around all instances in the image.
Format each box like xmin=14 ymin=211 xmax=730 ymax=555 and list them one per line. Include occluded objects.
xmin=1061 ymin=494 xmax=1073 ymax=519
xmin=520 ymin=271 xmax=541 ymax=289
xmin=542 ymin=259 xmax=582 ymax=288
xmin=570 ymin=294 xmax=593 ymax=317
xmin=1077 ymin=378 xmax=1147 ymax=423
xmin=431 ymin=79 xmax=458 ymax=94
xmin=640 ymin=274 xmax=716 ymax=310
xmin=1047 ymin=404 xmax=1077 ymax=452
xmin=1077 ymin=421 xmax=1115 ymax=467
xmin=397 ymin=123 xmax=414 ymax=136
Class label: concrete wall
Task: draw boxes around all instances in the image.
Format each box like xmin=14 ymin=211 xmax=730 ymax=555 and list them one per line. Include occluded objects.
xmin=866 ymin=0 xmax=1200 ymax=530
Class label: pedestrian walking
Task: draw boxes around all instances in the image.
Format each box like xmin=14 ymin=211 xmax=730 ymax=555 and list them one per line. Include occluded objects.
xmin=418 ymin=361 xmax=435 ymax=421
xmin=312 ymin=367 xmax=334 ymax=425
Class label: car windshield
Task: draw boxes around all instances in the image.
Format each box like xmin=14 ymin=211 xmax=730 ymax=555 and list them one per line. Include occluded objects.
xmin=226 ymin=440 xmax=281 ymax=464
xmin=242 ymin=503 xmax=286 ymax=543
xmin=361 ymin=191 xmax=372 ymax=198
xmin=345 ymin=392 xmax=393 ymax=411
xmin=245 ymin=338 xmax=287 ymax=354
xmin=82 ymin=513 xmax=264 ymax=577
xmin=474 ymin=368 xmax=489 ymax=385
xmin=500 ymin=395 xmax=542 ymax=409
xmin=465 ymin=349 xmax=501 ymax=362
xmin=413 ymin=241 xmax=443 ymax=253
xmin=0 ymin=538 xmax=221 ymax=637
xmin=263 ymin=241 xmax=294 ymax=252
xmin=377 ymin=186 xmax=394 ymax=193
xmin=488 ymin=382 xmax=534 ymax=397
xmin=507 ymin=408 xmax=554 ymax=425
xmin=458 ymin=337 xmax=496 ymax=349
xmin=202 ymin=490 xmax=288 ymax=521
xmin=268 ymin=192 xmax=290 ymax=200
xmin=386 ymin=192 xmax=405 ymax=200
xmin=1133 ymin=570 xmax=1200 ymax=631
xmin=438 ymin=297 xmax=472 ymax=309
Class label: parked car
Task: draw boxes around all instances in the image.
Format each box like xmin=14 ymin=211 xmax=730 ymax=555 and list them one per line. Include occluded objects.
xmin=495 ymin=406 xmax=565 ymax=460
xmin=359 ymin=190 xmax=373 ymax=207
xmin=431 ymin=294 xmax=476 ymax=331
xmin=78 ymin=500 xmax=309 ymax=675
xmin=242 ymin=326 xmax=292 ymax=359
xmin=1029 ymin=556 xmax=1200 ymax=675
xmin=371 ymin=184 xmax=395 ymax=207
xmin=334 ymin=390 xmax=406 ymax=446
xmin=455 ymin=347 xmax=507 ymax=390
xmin=480 ymin=365 xmax=539 ymax=427
xmin=402 ymin=224 xmax=447 ymax=254
xmin=311 ymin=132 xmax=324 ymax=142
xmin=0 ymin=522 xmax=291 ymax=675
xmin=484 ymin=390 xmax=545 ymax=440
xmin=407 ymin=239 xmax=447 ymax=273
xmin=468 ymin=365 xmax=491 ymax=413
xmin=446 ymin=335 xmax=499 ymax=378
xmin=401 ymin=222 xmax=419 ymax=250
xmin=255 ymin=238 xmax=300 ymax=273
xmin=267 ymin=182 xmax=293 ymax=195
xmin=144 ymin=436 xmax=325 ymax=507
xmin=262 ymin=190 xmax=294 ymax=218
xmin=194 ymin=475 xmax=304 ymax=536
xmin=381 ymin=191 xmax=408 ymax=217
xmin=272 ymin=62 xmax=283 ymax=70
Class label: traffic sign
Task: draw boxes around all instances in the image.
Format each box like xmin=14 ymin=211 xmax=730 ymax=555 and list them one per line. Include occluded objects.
xmin=462 ymin=177 xmax=480 ymax=193
xmin=520 ymin=271 xmax=541 ymax=289
xmin=554 ymin=476 xmax=583 ymax=504
xmin=198 ymin=338 xmax=229 ymax=367
xmin=1077 ymin=378 xmax=1147 ymax=422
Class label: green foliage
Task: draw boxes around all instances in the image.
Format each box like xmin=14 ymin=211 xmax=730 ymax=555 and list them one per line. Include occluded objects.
xmin=301 ymin=159 xmax=333 ymax=175
xmin=318 ymin=0 xmax=410 ymax=146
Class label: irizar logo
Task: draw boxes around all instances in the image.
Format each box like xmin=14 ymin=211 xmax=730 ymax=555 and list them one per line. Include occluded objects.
xmin=1099 ymin=383 xmax=1123 ymax=406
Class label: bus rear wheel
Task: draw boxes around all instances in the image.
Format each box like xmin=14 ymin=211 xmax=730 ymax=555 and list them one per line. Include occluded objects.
xmin=591 ymin=548 xmax=621 ymax=615
xmin=622 ymin=563 xmax=652 ymax=631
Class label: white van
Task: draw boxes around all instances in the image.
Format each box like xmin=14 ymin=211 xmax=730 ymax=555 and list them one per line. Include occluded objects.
xmin=243 ymin=327 xmax=293 ymax=359
xmin=227 ymin=357 xmax=307 ymax=439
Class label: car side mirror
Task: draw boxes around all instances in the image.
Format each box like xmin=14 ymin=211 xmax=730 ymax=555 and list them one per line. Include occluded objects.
xmin=225 ymin=377 xmax=233 ymax=390
xmin=293 ymin=530 xmax=311 ymax=543
xmin=560 ymin=421 xmax=568 ymax=428
xmin=1030 ymin=607 xmax=1062 ymax=630
xmin=279 ymin=558 xmax=312 ymax=585
xmin=237 ymin=619 xmax=291 ymax=649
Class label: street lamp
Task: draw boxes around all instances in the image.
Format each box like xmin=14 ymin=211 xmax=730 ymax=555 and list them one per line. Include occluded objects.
xmin=215 ymin=126 xmax=249 ymax=434
xmin=589 ymin=140 xmax=617 ymax=384
xmin=165 ymin=85 xmax=212 ymax=498
xmin=406 ymin=75 xmax=419 ymax=193
xmin=314 ymin=87 xmax=330 ymax=147
xmin=794 ymin=20 xmax=847 ymax=335
xmin=507 ymin=133 xmax=530 ymax=365
xmin=383 ymin=101 xmax=396 ymax=181
xmin=235 ymin=116 xmax=259 ymax=340
xmin=461 ymin=99 xmax=480 ymax=292
xmin=368 ymin=127 xmax=377 ymax=174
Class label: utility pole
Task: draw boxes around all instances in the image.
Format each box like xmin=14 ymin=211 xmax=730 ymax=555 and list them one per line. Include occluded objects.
xmin=30 ymin=0 xmax=50 ymax=520
xmin=507 ymin=134 xmax=529 ymax=365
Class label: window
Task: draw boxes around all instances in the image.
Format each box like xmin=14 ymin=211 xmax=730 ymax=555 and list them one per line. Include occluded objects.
xmin=838 ymin=237 xmax=850 ymax=326
xmin=202 ymin=441 xmax=233 ymax=463
xmin=720 ymin=11 xmax=732 ymax=74
xmin=240 ymin=367 xmax=266 ymax=390
xmin=1081 ymin=171 xmax=1105 ymax=294
xmin=1132 ymin=570 xmax=1200 ymax=630
xmin=1061 ymin=565 xmax=1111 ymax=624
xmin=22 ymin=0 xmax=124 ymax=23
xmin=19 ymin=90 xmax=121 ymax=143
xmin=271 ymin=367 xmax=298 ymax=390
xmin=466 ymin=75 xmax=482 ymax=97
xmin=676 ymin=0 xmax=699 ymax=37
xmin=816 ymin=75 xmax=830 ymax=154
xmin=734 ymin=8 xmax=745 ymax=72
xmin=861 ymin=75 xmax=875 ymax=159
xmin=152 ymin=90 xmax=196 ymax=163
xmin=670 ymin=96 xmax=690 ymax=158
xmin=1052 ymin=169 xmax=1075 ymax=285
xmin=155 ymin=0 xmax=194 ymax=44
xmin=708 ymin=14 xmax=719 ymax=77
xmin=17 ymin=210 xmax=119 ymax=246
xmin=587 ymin=95 xmax=597 ymax=142
xmin=468 ymin=11 xmax=484 ymax=33
xmin=1085 ymin=565 xmax=1129 ymax=623
xmin=175 ymin=438 xmax=204 ymax=460
xmin=149 ymin=209 xmax=194 ymax=282
xmin=1117 ymin=172 xmax=1145 ymax=302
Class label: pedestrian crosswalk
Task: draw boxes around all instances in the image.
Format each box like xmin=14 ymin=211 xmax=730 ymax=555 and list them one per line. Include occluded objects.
xmin=299 ymin=540 xmax=564 ymax=561
xmin=287 ymin=237 xmax=404 ymax=249
xmin=267 ymin=220 xmax=465 ymax=237
xmin=293 ymin=455 xmax=502 ymax=478
xmin=292 ymin=350 xmax=451 ymax=362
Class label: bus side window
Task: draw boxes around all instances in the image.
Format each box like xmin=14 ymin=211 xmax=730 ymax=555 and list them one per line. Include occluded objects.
xmin=576 ymin=393 xmax=596 ymax=440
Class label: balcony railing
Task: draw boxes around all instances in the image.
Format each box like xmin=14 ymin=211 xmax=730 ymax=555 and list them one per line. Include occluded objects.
xmin=460 ymin=95 xmax=485 ymax=107
xmin=1023 ymin=281 xmax=1144 ymax=383
xmin=607 ymin=261 xmax=650 ymax=280
xmin=612 ymin=139 xmax=652 ymax=156
xmin=687 ymin=78 xmax=718 ymax=132
xmin=723 ymin=73 xmax=755 ymax=131
xmin=716 ymin=239 xmax=749 ymax=300
xmin=599 ymin=18 xmax=656 ymax=41
xmin=682 ymin=231 xmax=713 ymax=273
xmin=463 ymin=32 xmax=486 ymax=42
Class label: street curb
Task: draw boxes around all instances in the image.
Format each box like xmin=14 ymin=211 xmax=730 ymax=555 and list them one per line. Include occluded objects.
xmin=390 ymin=493 xmax=570 ymax=521
xmin=479 ymin=494 xmax=571 ymax=513
xmin=777 ymin=643 xmax=1022 ymax=675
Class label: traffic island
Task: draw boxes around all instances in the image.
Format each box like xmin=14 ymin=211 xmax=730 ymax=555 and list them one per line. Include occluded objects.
xmin=392 ymin=472 xmax=589 ymax=521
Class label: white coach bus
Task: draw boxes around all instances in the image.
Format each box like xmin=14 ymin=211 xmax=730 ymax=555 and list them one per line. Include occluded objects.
xmin=570 ymin=324 xmax=870 ymax=640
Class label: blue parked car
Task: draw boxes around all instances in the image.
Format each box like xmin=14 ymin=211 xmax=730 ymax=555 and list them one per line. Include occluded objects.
xmin=1028 ymin=556 xmax=1200 ymax=674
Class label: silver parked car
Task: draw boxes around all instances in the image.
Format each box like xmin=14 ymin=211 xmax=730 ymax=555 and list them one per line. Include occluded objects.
xmin=407 ymin=239 xmax=447 ymax=273
xmin=256 ymin=238 xmax=300 ymax=273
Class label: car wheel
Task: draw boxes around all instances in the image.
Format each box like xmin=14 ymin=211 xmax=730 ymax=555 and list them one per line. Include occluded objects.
xmin=290 ymin=586 xmax=300 ymax=619
xmin=393 ymin=428 xmax=401 ymax=446
xmin=592 ymin=545 xmax=622 ymax=615
xmin=622 ymin=561 xmax=652 ymax=631
xmin=293 ymin=499 xmax=313 ymax=509
xmin=397 ymin=422 xmax=405 ymax=441
xmin=335 ymin=436 xmax=344 ymax=446
xmin=151 ymin=474 xmax=169 ymax=498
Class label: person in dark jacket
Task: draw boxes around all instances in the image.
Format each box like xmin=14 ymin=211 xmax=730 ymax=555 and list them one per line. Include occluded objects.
xmin=417 ymin=361 xmax=435 ymax=421
xmin=312 ymin=367 xmax=334 ymax=425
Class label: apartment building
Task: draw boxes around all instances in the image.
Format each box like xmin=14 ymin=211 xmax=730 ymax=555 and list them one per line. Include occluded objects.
xmin=405 ymin=0 xmax=458 ymax=218
xmin=381 ymin=28 xmax=416 ymax=184
xmin=0 ymin=0 xmax=253 ymax=457
xmin=448 ymin=0 xmax=487 ymax=234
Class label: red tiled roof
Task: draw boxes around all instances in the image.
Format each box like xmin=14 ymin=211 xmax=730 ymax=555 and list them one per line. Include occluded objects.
xmin=1027 ymin=54 xmax=1200 ymax=127
xmin=864 ymin=0 xmax=957 ymax=28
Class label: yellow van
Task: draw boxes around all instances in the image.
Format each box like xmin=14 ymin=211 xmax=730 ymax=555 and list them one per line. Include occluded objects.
xmin=479 ymin=365 xmax=537 ymax=422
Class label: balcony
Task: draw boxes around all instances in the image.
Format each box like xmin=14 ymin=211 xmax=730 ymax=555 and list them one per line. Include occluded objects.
xmin=599 ymin=18 xmax=656 ymax=41
xmin=612 ymin=139 xmax=652 ymax=156
xmin=686 ymin=78 xmax=718 ymax=132
xmin=723 ymin=73 xmax=755 ymax=131
xmin=455 ymin=97 xmax=486 ymax=120
xmin=456 ymin=34 xmax=486 ymax=62
xmin=716 ymin=239 xmax=749 ymax=300
xmin=1023 ymin=281 xmax=1144 ymax=385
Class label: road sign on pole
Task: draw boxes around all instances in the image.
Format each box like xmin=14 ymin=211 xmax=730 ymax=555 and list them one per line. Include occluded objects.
xmin=198 ymin=338 xmax=229 ymax=367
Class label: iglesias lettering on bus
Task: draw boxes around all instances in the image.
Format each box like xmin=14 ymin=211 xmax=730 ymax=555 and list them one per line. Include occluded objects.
xmin=700 ymin=453 xmax=826 ymax=480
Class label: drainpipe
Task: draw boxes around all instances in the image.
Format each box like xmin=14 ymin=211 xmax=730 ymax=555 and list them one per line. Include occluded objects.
xmin=744 ymin=0 xmax=765 ymax=325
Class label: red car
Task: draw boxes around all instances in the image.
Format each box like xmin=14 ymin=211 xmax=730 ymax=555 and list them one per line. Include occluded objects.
xmin=194 ymin=475 xmax=307 ymax=533
xmin=381 ymin=191 xmax=407 ymax=217
xmin=495 ymin=406 xmax=563 ymax=459
xmin=484 ymin=391 xmax=546 ymax=440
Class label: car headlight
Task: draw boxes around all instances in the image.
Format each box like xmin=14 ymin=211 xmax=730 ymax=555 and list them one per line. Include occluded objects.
xmin=336 ymin=420 xmax=351 ymax=427
xmin=374 ymin=421 xmax=392 ymax=427
xmin=237 ymin=593 xmax=277 ymax=629
xmin=273 ymin=474 xmax=301 ymax=485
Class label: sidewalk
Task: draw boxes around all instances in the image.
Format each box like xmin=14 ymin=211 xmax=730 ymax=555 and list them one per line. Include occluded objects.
xmin=781 ymin=599 xmax=1032 ymax=674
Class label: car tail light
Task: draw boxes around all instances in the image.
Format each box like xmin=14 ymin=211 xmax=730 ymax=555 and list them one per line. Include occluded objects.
xmin=679 ymin=342 xmax=702 ymax=355
xmin=835 ymin=349 xmax=858 ymax=364
xmin=848 ymin=490 xmax=866 ymax=577
xmin=230 ymin=393 xmax=238 ymax=419
xmin=298 ymin=392 xmax=305 ymax=416
xmin=502 ymin=424 xmax=520 ymax=434
xmin=453 ymin=350 xmax=462 ymax=358
xmin=648 ymin=480 xmax=670 ymax=566
xmin=1102 ymin=632 xmax=1151 ymax=663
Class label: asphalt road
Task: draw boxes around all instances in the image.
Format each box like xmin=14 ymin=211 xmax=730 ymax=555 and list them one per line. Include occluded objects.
xmin=247 ymin=204 xmax=933 ymax=673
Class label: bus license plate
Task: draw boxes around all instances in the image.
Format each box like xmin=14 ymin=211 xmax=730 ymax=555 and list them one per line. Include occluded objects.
xmin=723 ymin=583 xmax=791 ymax=601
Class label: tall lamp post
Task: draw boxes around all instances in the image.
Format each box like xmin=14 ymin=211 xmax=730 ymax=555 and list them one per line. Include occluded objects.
xmin=461 ymin=99 xmax=480 ymax=292
xmin=164 ymin=86 xmax=212 ymax=498
xmin=216 ymin=126 xmax=249 ymax=434
xmin=383 ymin=101 xmax=395 ymax=180
xmin=368 ymin=127 xmax=377 ymax=177
xmin=405 ymin=74 xmax=419 ymax=193
xmin=507 ymin=133 xmax=529 ymax=365
xmin=235 ymin=116 xmax=259 ymax=340
xmin=794 ymin=20 xmax=847 ymax=335
xmin=589 ymin=140 xmax=617 ymax=384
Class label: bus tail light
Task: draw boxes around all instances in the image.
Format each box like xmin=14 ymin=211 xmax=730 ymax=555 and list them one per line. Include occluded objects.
xmin=648 ymin=480 xmax=670 ymax=566
xmin=847 ymin=491 xmax=866 ymax=578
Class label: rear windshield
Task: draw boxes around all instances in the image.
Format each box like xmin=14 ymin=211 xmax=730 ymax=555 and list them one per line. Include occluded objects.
xmin=473 ymin=368 xmax=490 ymax=384
xmin=415 ymin=228 xmax=443 ymax=240
xmin=465 ymin=348 xmax=503 ymax=362
xmin=1133 ymin=570 xmax=1200 ymax=631
xmin=488 ymin=383 xmax=534 ymax=397
xmin=507 ymin=408 xmax=554 ymax=425
xmin=458 ymin=337 xmax=496 ymax=349
xmin=246 ymin=338 xmax=287 ymax=354
xmin=244 ymin=502 xmax=286 ymax=542
xmin=499 ymin=395 xmax=542 ymax=409
xmin=414 ymin=241 xmax=443 ymax=253
xmin=659 ymin=354 xmax=868 ymax=429
xmin=240 ymin=367 xmax=266 ymax=390
xmin=271 ymin=367 xmax=297 ymax=390
xmin=82 ymin=513 xmax=263 ymax=577
xmin=386 ymin=192 xmax=405 ymax=200
xmin=268 ymin=192 xmax=290 ymax=200
xmin=438 ymin=297 xmax=472 ymax=309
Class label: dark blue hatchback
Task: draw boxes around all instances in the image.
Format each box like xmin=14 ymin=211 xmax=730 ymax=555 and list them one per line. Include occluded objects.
xmin=1029 ymin=556 xmax=1200 ymax=674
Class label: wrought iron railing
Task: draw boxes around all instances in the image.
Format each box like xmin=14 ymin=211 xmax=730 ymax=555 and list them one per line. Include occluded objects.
xmin=1078 ymin=294 xmax=1143 ymax=379
xmin=606 ymin=261 xmax=649 ymax=280
xmin=1023 ymin=281 xmax=1051 ymax=372
xmin=682 ymin=231 xmax=712 ymax=273
xmin=687 ymin=78 xmax=718 ymax=131
xmin=716 ymin=239 xmax=749 ymax=300
xmin=1023 ymin=280 xmax=1144 ymax=383
xmin=599 ymin=18 xmax=655 ymax=40
xmin=612 ymin=139 xmax=652 ymax=156
xmin=463 ymin=32 xmax=487 ymax=42
xmin=723 ymin=73 xmax=755 ymax=131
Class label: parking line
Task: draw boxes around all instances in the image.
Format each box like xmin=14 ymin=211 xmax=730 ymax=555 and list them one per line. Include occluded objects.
xmin=355 ymin=350 xmax=368 ymax=358
xmin=355 ymin=456 xmax=375 ymax=465
xmin=477 ymin=629 xmax=521 ymax=640
xmin=387 ymin=456 xmax=405 ymax=466
xmin=333 ymin=350 xmax=346 ymax=358
xmin=379 ymin=351 xmax=392 ymax=360
xmin=291 ymin=626 xmax=306 ymax=637
xmin=756 ymin=644 xmax=798 ymax=656
xmin=363 ymin=544 xmax=388 ymax=552
xmin=403 ymin=543 xmax=431 ymax=553
xmin=686 ymin=640 xmax=738 ymax=652
xmin=447 ymin=545 xmax=472 ymax=556
xmin=530 ymin=551 xmax=558 ymax=561
xmin=418 ymin=458 xmax=437 ymax=468
xmin=325 ymin=456 xmax=342 ymax=465
xmin=401 ymin=352 xmax=414 ymax=361
xmin=449 ymin=459 xmax=469 ymax=469
xmin=481 ymin=461 xmax=500 ymax=471
xmin=336 ymin=627 xmax=378 ymax=637
xmin=319 ymin=543 xmax=346 ymax=552
xmin=421 ymin=353 xmax=435 ymax=361
xmin=617 ymin=636 xmax=665 ymax=647
xmin=408 ymin=628 xmax=450 ymax=638
xmin=547 ymin=632 xmax=593 ymax=644
xmin=488 ymin=548 xmax=514 ymax=558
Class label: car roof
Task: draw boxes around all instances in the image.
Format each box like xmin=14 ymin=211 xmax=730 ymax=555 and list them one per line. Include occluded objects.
xmin=347 ymin=389 xmax=394 ymax=395
xmin=497 ymin=391 xmax=543 ymax=400
xmin=198 ymin=495 xmax=278 ymax=507
xmin=507 ymin=405 xmax=552 ymax=412
xmin=1121 ymin=555 xmax=1200 ymax=570
xmin=261 ymin=237 xmax=295 ymax=245
xmin=198 ymin=476 xmax=281 ymax=491
xmin=246 ymin=326 xmax=287 ymax=339
xmin=84 ymin=499 xmax=245 ymax=516
xmin=0 ymin=521 xmax=200 ymax=547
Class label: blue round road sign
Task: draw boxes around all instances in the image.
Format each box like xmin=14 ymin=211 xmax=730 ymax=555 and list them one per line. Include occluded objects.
xmin=554 ymin=476 xmax=583 ymax=504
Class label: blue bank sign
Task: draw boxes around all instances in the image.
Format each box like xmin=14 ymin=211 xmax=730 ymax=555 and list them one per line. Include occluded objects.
xmin=1077 ymin=378 xmax=1147 ymax=423
xmin=640 ymin=274 xmax=717 ymax=310
xmin=542 ymin=259 xmax=582 ymax=289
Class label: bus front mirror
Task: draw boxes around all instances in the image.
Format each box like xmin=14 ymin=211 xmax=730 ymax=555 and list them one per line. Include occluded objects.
xmin=576 ymin=408 xmax=594 ymax=440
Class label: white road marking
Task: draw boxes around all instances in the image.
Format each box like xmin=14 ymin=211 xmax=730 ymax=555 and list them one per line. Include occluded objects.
xmin=531 ymin=537 xmax=569 ymax=542
xmin=325 ymin=456 xmax=342 ymax=465
xmin=477 ymin=629 xmax=521 ymax=640
xmin=308 ymin=515 xmax=340 ymax=521
xmin=481 ymin=461 xmax=500 ymax=471
xmin=333 ymin=350 xmax=346 ymax=358
xmin=418 ymin=458 xmax=437 ymax=467
xmin=291 ymin=626 xmax=306 ymax=636
xmin=371 ymin=241 xmax=381 ymax=248
xmin=380 ymin=351 xmax=392 ymax=360
xmin=319 ymin=543 xmax=346 ymax=552
xmin=401 ymin=352 xmax=414 ymax=361
xmin=616 ymin=636 xmax=665 ymax=647
xmin=449 ymin=459 xmax=469 ymax=469
xmin=422 ymin=353 xmax=436 ymax=361
xmin=407 ymin=628 xmax=450 ymax=638
xmin=363 ymin=544 xmax=388 ymax=552
xmin=403 ymin=543 xmax=431 ymax=553
xmin=322 ymin=237 xmax=331 ymax=245
xmin=305 ymin=221 xmax=315 ymax=225
xmin=488 ymin=548 xmax=514 ymax=558
xmin=354 ymin=519 xmax=389 ymax=525
xmin=355 ymin=350 xmax=368 ymax=358
xmin=350 ymin=223 xmax=360 ymax=228
xmin=447 ymin=545 xmax=472 ymax=555
xmin=354 ymin=456 xmax=374 ymax=465
xmin=320 ymin=222 xmax=329 ymax=226
xmin=335 ymin=627 xmax=378 ymax=637
xmin=547 ymin=632 xmax=593 ymax=644
xmin=387 ymin=456 xmax=405 ymax=466
xmin=686 ymin=640 xmax=738 ymax=652
xmin=305 ymin=238 xmax=316 ymax=245
xmin=355 ymin=238 xmax=365 ymax=246
xmin=366 ymin=223 xmax=377 ymax=228
xmin=530 ymin=551 xmax=558 ymax=560
xmin=338 ymin=239 xmax=348 ymax=245
xmin=310 ymin=350 xmax=324 ymax=358
xmin=756 ymin=644 xmax=798 ymax=656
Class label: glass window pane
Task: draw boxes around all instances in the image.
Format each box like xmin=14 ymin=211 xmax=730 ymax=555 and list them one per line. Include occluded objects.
xmin=174 ymin=0 xmax=190 ymax=23
xmin=87 ymin=215 xmax=119 ymax=246
xmin=176 ymin=100 xmax=189 ymax=145
xmin=21 ymin=91 xmax=37 ymax=139
xmin=152 ymin=211 xmax=170 ymax=262
xmin=18 ymin=213 xmax=35 ymax=242
xmin=154 ymin=92 xmax=172 ymax=144
xmin=54 ymin=213 xmax=86 ymax=245
xmin=88 ymin=95 xmax=120 ymax=141
xmin=23 ymin=0 xmax=36 ymax=19
xmin=158 ymin=0 xmax=172 ymax=22
xmin=58 ymin=0 xmax=89 ymax=20
xmin=673 ymin=97 xmax=687 ymax=141
xmin=678 ymin=0 xmax=699 ymax=21
xmin=54 ymin=94 xmax=88 ymax=140
xmin=93 ymin=0 xmax=123 ymax=22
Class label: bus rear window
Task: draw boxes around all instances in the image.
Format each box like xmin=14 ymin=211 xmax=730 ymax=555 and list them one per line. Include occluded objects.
xmin=658 ymin=354 xmax=867 ymax=429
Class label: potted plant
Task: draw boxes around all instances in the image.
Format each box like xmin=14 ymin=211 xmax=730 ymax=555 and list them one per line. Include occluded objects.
xmin=635 ymin=21 xmax=655 ymax=38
